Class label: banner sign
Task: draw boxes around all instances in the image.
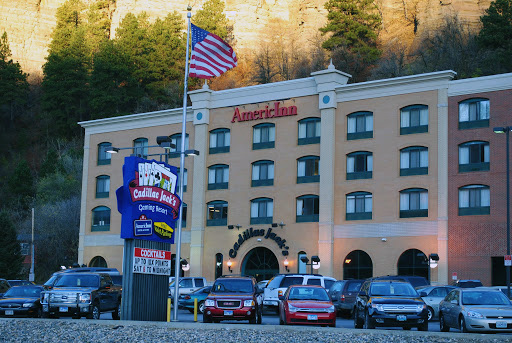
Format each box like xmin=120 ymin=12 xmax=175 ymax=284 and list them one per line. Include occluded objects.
xmin=116 ymin=156 xmax=181 ymax=243
xmin=133 ymin=247 xmax=171 ymax=275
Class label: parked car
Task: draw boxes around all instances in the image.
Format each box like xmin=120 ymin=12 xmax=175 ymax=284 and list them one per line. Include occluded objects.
xmin=0 ymin=286 xmax=43 ymax=318
xmin=328 ymin=279 xmax=363 ymax=317
xmin=178 ymin=285 xmax=212 ymax=313
xmin=489 ymin=285 xmax=512 ymax=299
xmin=278 ymin=285 xmax=336 ymax=327
xmin=439 ymin=287 xmax=512 ymax=333
xmin=203 ymin=275 xmax=263 ymax=324
xmin=43 ymin=268 xmax=120 ymax=290
xmin=354 ymin=278 xmax=428 ymax=330
xmin=263 ymin=274 xmax=336 ymax=313
xmin=169 ymin=277 xmax=207 ymax=298
xmin=415 ymin=285 xmax=456 ymax=321
xmin=452 ymin=279 xmax=483 ymax=288
xmin=7 ymin=280 xmax=34 ymax=287
xmin=256 ymin=280 xmax=269 ymax=291
xmin=0 ymin=279 xmax=10 ymax=298
xmin=41 ymin=272 xmax=122 ymax=319
xmin=373 ymin=275 xmax=429 ymax=288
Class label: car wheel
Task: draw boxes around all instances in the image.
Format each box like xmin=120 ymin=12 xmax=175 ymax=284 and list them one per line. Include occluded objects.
xmin=427 ymin=306 xmax=434 ymax=321
xmin=198 ymin=301 xmax=205 ymax=314
xmin=353 ymin=308 xmax=363 ymax=329
xmin=202 ymin=315 xmax=212 ymax=323
xmin=459 ymin=316 xmax=468 ymax=333
xmin=249 ymin=315 xmax=257 ymax=324
xmin=279 ymin=314 xmax=284 ymax=325
xmin=72 ymin=314 xmax=81 ymax=319
xmin=363 ymin=310 xmax=375 ymax=329
xmin=87 ymin=304 xmax=100 ymax=320
xmin=36 ymin=307 xmax=42 ymax=318
xmin=418 ymin=322 xmax=428 ymax=331
xmin=257 ymin=308 xmax=262 ymax=324
xmin=112 ymin=302 xmax=120 ymax=320
xmin=439 ymin=313 xmax=449 ymax=332
xmin=41 ymin=311 xmax=49 ymax=319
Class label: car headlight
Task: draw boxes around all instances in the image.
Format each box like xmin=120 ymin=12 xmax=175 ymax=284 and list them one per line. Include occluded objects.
xmin=371 ymin=303 xmax=384 ymax=311
xmin=326 ymin=305 xmax=335 ymax=313
xmin=79 ymin=293 xmax=91 ymax=303
xmin=417 ymin=304 xmax=426 ymax=312
xmin=466 ymin=310 xmax=484 ymax=318
xmin=42 ymin=293 xmax=49 ymax=303
xmin=205 ymin=299 xmax=215 ymax=307
xmin=288 ymin=304 xmax=298 ymax=312
xmin=244 ymin=300 xmax=255 ymax=307
xmin=23 ymin=303 xmax=33 ymax=308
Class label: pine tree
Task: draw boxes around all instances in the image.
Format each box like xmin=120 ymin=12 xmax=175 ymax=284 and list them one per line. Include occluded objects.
xmin=0 ymin=210 xmax=23 ymax=279
xmin=193 ymin=0 xmax=232 ymax=42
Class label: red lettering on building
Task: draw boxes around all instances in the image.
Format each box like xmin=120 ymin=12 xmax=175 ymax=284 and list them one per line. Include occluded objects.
xmin=231 ymin=102 xmax=297 ymax=123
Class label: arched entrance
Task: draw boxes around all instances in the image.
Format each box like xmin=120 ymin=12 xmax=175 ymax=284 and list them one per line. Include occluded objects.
xmin=397 ymin=249 xmax=428 ymax=278
xmin=343 ymin=250 xmax=373 ymax=279
xmin=89 ymin=256 xmax=107 ymax=267
xmin=241 ymin=247 xmax=279 ymax=282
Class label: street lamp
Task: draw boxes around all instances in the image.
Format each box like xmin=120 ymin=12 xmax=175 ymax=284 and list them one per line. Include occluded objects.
xmin=300 ymin=255 xmax=321 ymax=275
xmin=494 ymin=126 xmax=512 ymax=299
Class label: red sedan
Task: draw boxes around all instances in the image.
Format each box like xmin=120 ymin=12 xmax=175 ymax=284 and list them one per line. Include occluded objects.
xmin=279 ymin=285 xmax=336 ymax=327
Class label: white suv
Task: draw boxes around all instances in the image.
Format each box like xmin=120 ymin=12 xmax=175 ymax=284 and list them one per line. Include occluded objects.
xmin=263 ymin=274 xmax=336 ymax=312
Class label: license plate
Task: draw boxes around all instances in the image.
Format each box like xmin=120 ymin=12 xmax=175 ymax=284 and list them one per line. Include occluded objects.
xmin=496 ymin=321 xmax=507 ymax=328
xmin=59 ymin=307 xmax=68 ymax=312
xmin=224 ymin=310 xmax=233 ymax=316
xmin=397 ymin=315 xmax=407 ymax=321
xmin=5 ymin=310 xmax=14 ymax=316
xmin=307 ymin=314 xmax=318 ymax=321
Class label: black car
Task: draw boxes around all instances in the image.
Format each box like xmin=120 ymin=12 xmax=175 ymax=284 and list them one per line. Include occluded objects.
xmin=329 ymin=279 xmax=363 ymax=317
xmin=373 ymin=275 xmax=430 ymax=288
xmin=354 ymin=278 xmax=428 ymax=330
xmin=0 ymin=286 xmax=43 ymax=318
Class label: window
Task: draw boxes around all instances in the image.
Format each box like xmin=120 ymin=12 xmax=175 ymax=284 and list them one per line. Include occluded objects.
xmin=207 ymin=201 xmax=228 ymax=226
xmin=347 ymin=151 xmax=372 ymax=180
xmin=296 ymin=195 xmax=319 ymax=222
xmin=347 ymin=111 xmax=373 ymax=140
xmin=459 ymin=185 xmax=490 ymax=216
xmin=177 ymin=168 xmax=187 ymax=193
xmin=297 ymin=156 xmax=320 ymax=183
xmin=181 ymin=203 xmax=187 ymax=227
xmin=92 ymin=206 xmax=110 ymax=231
xmin=97 ymin=142 xmax=112 ymax=165
xmin=209 ymin=128 xmax=230 ymax=154
xmin=169 ymin=133 xmax=190 ymax=158
xmin=133 ymin=138 xmax=148 ymax=158
xmin=346 ymin=192 xmax=372 ymax=220
xmin=250 ymin=198 xmax=273 ymax=224
xmin=400 ymin=105 xmax=428 ymax=135
xmin=400 ymin=188 xmax=428 ymax=218
xmin=459 ymin=141 xmax=489 ymax=172
xmin=208 ymin=164 xmax=229 ymax=190
xmin=298 ymin=117 xmax=321 ymax=145
xmin=400 ymin=146 xmax=428 ymax=176
xmin=252 ymin=160 xmax=274 ymax=187
xmin=459 ymin=98 xmax=490 ymax=129
xmin=95 ymin=175 xmax=110 ymax=198
xmin=253 ymin=123 xmax=275 ymax=150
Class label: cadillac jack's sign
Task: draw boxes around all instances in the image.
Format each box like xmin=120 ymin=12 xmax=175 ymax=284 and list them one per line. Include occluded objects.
xmin=116 ymin=156 xmax=181 ymax=243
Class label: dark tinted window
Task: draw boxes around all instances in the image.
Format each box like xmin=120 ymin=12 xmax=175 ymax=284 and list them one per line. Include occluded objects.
xmin=346 ymin=281 xmax=363 ymax=292
xmin=307 ymin=278 xmax=321 ymax=286
xmin=280 ymin=276 xmax=304 ymax=288
xmin=324 ymin=279 xmax=335 ymax=289
xmin=195 ymin=278 xmax=205 ymax=287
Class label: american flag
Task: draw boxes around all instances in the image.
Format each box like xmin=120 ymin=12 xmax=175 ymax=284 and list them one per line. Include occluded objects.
xmin=189 ymin=24 xmax=237 ymax=79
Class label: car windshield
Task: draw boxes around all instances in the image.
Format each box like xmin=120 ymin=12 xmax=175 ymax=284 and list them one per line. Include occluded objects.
xmin=288 ymin=287 xmax=329 ymax=301
xmin=54 ymin=275 xmax=99 ymax=288
xmin=347 ymin=282 xmax=362 ymax=292
xmin=4 ymin=287 xmax=42 ymax=298
xmin=462 ymin=291 xmax=511 ymax=305
xmin=212 ymin=279 xmax=253 ymax=293
xmin=44 ymin=275 xmax=58 ymax=287
xmin=371 ymin=282 xmax=418 ymax=296
xmin=8 ymin=280 xmax=33 ymax=286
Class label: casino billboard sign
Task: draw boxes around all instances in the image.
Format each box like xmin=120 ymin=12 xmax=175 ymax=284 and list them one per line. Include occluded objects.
xmin=116 ymin=156 xmax=181 ymax=243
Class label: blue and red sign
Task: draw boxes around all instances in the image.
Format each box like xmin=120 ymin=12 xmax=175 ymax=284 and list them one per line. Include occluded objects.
xmin=116 ymin=156 xmax=181 ymax=243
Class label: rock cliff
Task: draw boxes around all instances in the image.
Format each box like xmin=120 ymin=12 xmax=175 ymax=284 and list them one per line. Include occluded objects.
xmin=0 ymin=0 xmax=492 ymax=80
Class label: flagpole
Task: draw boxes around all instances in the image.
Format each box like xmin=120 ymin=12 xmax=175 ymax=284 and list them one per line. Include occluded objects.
xmin=172 ymin=5 xmax=192 ymax=322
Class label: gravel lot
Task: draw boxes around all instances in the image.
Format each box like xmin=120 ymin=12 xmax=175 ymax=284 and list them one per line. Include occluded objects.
xmin=1 ymin=319 xmax=511 ymax=343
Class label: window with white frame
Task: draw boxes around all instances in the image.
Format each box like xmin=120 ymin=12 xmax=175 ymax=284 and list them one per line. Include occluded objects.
xmin=133 ymin=138 xmax=148 ymax=158
xmin=458 ymin=141 xmax=490 ymax=172
xmin=347 ymin=151 xmax=373 ymax=180
xmin=208 ymin=164 xmax=229 ymax=190
xmin=250 ymin=198 xmax=273 ymax=224
xmin=297 ymin=156 xmax=319 ymax=183
xmin=97 ymin=142 xmax=112 ymax=165
xmin=252 ymin=160 xmax=274 ymax=187
xmin=400 ymin=188 xmax=428 ymax=218
xmin=400 ymin=146 xmax=428 ymax=176
xmin=253 ymin=123 xmax=275 ymax=150
xmin=92 ymin=206 xmax=111 ymax=231
xmin=458 ymin=185 xmax=490 ymax=216
xmin=298 ymin=117 xmax=321 ymax=145
xmin=346 ymin=192 xmax=372 ymax=220
xmin=207 ymin=201 xmax=228 ymax=226
xmin=96 ymin=175 xmax=110 ymax=198
xmin=296 ymin=195 xmax=319 ymax=222
xmin=209 ymin=128 xmax=230 ymax=154
xmin=347 ymin=111 xmax=373 ymax=140
xmin=169 ymin=133 xmax=190 ymax=157
xmin=400 ymin=105 xmax=428 ymax=135
xmin=458 ymin=98 xmax=490 ymax=129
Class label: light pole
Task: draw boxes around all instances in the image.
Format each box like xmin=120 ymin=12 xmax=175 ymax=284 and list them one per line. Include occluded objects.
xmin=493 ymin=126 xmax=511 ymax=299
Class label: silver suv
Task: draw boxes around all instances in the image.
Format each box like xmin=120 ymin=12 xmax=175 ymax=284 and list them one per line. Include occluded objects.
xmin=263 ymin=274 xmax=336 ymax=312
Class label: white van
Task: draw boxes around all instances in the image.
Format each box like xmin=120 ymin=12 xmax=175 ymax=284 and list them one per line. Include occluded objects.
xmin=263 ymin=274 xmax=336 ymax=312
